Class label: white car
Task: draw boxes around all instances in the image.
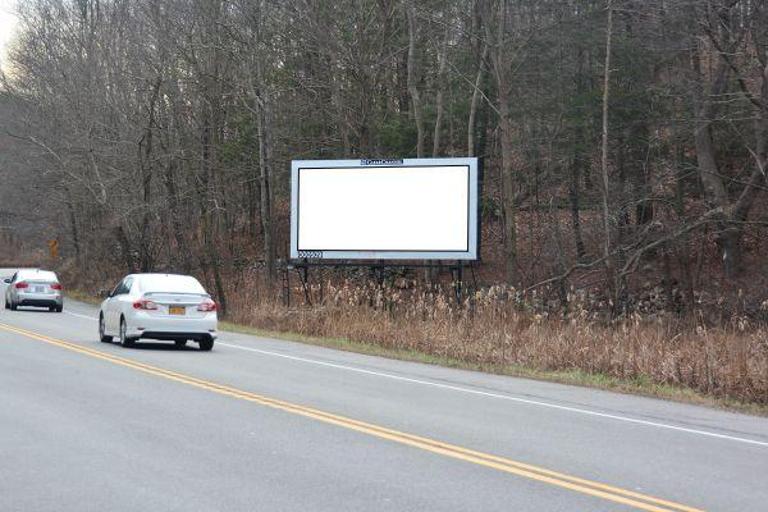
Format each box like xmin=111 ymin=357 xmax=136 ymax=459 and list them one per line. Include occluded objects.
xmin=99 ymin=273 xmax=218 ymax=350
xmin=4 ymin=269 xmax=64 ymax=312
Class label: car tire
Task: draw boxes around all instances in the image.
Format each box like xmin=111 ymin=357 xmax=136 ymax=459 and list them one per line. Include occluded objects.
xmin=198 ymin=337 xmax=214 ymax=351
xmin=175 ymin=339 xmax=187 ymax=348
xmin=99 ymin=315 xmax=113 ymax=343
xmin=3 ymin=300 xmax=8 ymax=310
xmin=55 ymin=305 xmax=63 ymax=313
xmin=119 ymin=317 xmax=135 ymax=348
xmin=10 ymin=301 xmax=17 ymax=311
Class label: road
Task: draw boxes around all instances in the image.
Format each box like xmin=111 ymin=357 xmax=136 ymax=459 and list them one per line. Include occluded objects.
xmin=1 ymin=269 xmax=766 ymax=511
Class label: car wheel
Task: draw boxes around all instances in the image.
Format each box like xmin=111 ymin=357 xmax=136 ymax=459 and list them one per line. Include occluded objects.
xmin=99 ymin=315 xmax=113 ymax=343
xmin=175 ymin=339 xmax=187 ymax=348
xmin=119 ymin=317 xmax=135 ymax=348
xmin=10 ymin=301 xmax=17 ymax=311
xmin=55 ymin=305 xmax=63 ymax=313
xmin=198 ymin=337 xmax=214 ymax=351
xmin=3 ymin=300 xmax=8 ymax=310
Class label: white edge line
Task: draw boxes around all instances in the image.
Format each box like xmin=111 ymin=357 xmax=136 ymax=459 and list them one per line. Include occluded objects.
xmin=64 ymin=311 xmax=99 ymax=321
xmin=55 ymin=311 xmax=768 ymax=448
xmin=218 ymin=341 xmax=768 ymax=448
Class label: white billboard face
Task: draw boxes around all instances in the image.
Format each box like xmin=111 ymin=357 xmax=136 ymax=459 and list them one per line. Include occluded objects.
xmin=290 ymin=158 xmax=478 ymax=260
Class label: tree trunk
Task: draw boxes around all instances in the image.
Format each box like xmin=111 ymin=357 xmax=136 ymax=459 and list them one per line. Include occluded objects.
xmin=137 ymin=78 xmax=161 ymax=273
xmin=600 ymin=0 xmax=616 ymax=307
xmin=468 ymin=42 xmax=489 ymax=157
xmin=257 ymin=54 xmax=276 ymax=285
xmin=64 ymin=186 xmax=81 ymax=263
xmin=690 ymin=50 xmax=751 ymax=277
xmin=432 ymin=26 xmax=450 ymax=157
xmin=568 ymin=156 xmax=586 ymax=261
xmin=406 ymin=1 xmax=425 ymax=158
xmin=492 ymin=0 xmax=517 ymax=284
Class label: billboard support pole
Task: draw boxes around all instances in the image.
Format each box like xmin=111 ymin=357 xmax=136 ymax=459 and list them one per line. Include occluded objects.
xmin=282 ymin=263 xmax=292 ymax=308
xmin=453 ymin=260 xmax=464 ymax=306
xmin=299 ymin=260 xmax=311 ymax=305
xmin=285 ymin=258 xmax=478 ymax=307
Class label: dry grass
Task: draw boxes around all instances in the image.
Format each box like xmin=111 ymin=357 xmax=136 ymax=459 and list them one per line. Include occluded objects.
xmin=226 ymin=278 xmax=768 ymax=408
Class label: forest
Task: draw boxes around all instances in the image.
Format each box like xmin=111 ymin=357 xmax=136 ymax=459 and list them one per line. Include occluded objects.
xmin=1 ymin=1 xmax=767 ymax=405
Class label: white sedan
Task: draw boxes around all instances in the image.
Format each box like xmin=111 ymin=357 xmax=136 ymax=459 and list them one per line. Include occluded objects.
xmin=99 ymin=273 xmax=218 ymax=351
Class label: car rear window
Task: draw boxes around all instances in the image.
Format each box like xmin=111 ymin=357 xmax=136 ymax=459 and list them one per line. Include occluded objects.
xmin=17 ymin=270 xmax=58 ymax=282
xmin=138 ymin=275 xmax=206 ymax=294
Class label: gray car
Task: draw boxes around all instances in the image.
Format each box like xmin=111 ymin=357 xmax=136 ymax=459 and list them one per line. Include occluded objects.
xmin=3 ymin=269 xmax=64 ymax=312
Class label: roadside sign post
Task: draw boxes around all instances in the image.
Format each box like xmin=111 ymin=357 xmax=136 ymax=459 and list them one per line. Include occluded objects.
xmin=48 ymin=239 xmax=59 ymax=260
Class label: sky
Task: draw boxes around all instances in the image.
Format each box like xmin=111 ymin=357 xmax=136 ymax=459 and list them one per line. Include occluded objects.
xmin=0 ymin=0 xmax=19 ymax=73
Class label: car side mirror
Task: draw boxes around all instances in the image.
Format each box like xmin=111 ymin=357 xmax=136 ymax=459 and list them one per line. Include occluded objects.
xmin=3 ymin=278 xmax=10 ymax=284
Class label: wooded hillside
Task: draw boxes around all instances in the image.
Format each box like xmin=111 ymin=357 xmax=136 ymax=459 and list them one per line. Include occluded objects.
xmin=1 ymin=0 xmax=767 ymax=317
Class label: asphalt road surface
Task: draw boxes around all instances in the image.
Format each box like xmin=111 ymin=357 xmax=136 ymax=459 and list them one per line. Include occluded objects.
xmin=1 ymin=269 xmax=767 ymax=511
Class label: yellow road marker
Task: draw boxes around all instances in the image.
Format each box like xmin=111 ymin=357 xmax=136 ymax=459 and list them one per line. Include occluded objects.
xmin=0 ymin=322 xmax=704 ymax=512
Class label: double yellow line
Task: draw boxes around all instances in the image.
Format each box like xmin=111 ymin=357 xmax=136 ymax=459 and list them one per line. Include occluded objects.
xmin=0 ymin=322 xmax=703 ymax=512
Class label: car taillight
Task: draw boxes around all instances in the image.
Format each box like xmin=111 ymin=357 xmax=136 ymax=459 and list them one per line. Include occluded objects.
xmin=50 ymin=283 xmax=63 ymax=291
xmin=133 ymin=299 xmax=158 ymax=310
xmin=15 ymin=282 xmax=28 ymax=289
xmin=197 ymin=299 xmax=217 ymax=312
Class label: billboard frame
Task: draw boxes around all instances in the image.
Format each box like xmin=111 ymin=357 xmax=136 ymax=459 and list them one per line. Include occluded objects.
xmin=290 ymin=157 xmax=479 ymax=262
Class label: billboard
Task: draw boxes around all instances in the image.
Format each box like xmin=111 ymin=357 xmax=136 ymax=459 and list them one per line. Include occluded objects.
xmin=290 ymin=158 xmax=478 ymax=261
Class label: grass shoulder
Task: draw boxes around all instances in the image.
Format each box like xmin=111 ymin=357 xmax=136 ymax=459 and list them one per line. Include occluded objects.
xmin=219 ymin=321 xmax=768 ymax=417
xmin=65 ymin=289 xmax=102 ymax=306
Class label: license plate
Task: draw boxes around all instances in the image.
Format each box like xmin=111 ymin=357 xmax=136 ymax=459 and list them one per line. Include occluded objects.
xmin=168 ymin=306 xmax=186 ymax=316
xmin=33 ymin=286 xmax=43 ymax=293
